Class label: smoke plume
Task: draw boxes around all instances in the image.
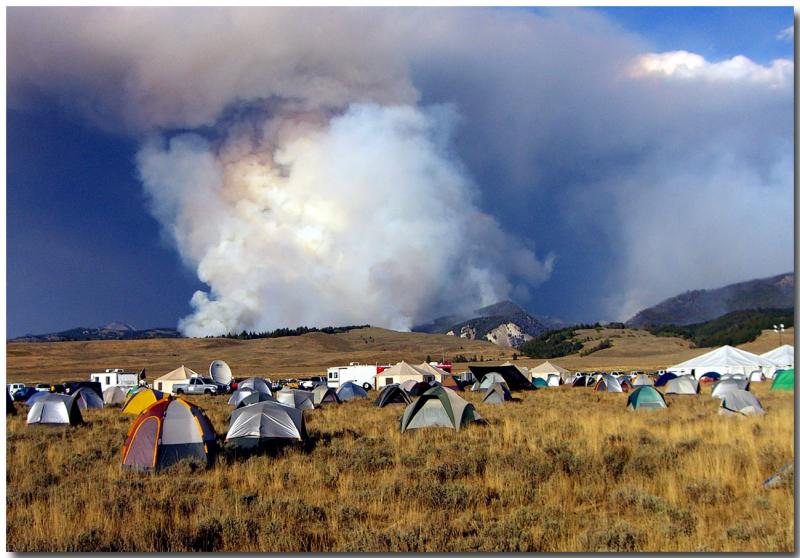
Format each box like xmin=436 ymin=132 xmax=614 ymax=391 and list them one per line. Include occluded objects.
xmin=7 ymin=7 xmax=792 ymax=329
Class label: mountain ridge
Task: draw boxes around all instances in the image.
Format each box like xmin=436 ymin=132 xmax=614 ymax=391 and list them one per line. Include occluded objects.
xmin=626 ymin=272 xmax=795 ymax=328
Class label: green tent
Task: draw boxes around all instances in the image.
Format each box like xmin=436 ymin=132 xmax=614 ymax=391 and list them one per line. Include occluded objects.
xmin=771 ymin=369 xmax=794 ymax=391
xmin=400 ymin=386 xmax=484 ymax=432
xmin=532 ymin=377 xmax=548 ymax=388
xmin=626 ymin=385 xmax=667 ymax=410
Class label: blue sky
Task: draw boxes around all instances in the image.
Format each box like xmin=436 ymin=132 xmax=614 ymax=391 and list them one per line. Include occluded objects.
xmin=6 ymin=7 xmax=794 ymax=337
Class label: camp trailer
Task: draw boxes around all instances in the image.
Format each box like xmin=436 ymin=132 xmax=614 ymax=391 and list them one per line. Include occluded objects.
xmin=326 ymin=363 xmax=390 ymax=390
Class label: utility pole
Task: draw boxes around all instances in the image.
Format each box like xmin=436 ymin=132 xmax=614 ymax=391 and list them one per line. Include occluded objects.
xmin=773 ymin=323 xmax=785 ymax=347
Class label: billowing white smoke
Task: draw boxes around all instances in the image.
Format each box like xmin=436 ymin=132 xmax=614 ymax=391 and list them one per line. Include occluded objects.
xmin=138 ymin=103 xmax=552 ymax=336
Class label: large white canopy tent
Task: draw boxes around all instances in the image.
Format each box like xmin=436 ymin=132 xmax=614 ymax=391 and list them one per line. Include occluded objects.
xmin=667 ymin=345 xmax=777 ymax=379
xmin=760 ymin=345 xmax=794 ymax=378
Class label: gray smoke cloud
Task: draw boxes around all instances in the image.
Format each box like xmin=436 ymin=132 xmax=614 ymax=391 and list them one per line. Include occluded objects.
xmin=7 ymin=7 xmax=792 ymax=330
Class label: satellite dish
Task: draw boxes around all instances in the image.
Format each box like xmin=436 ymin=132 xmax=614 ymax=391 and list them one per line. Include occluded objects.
xmin=209 ymin=360 xmax=233 ymax=385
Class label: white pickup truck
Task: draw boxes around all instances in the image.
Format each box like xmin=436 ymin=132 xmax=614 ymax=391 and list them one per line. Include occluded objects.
xmin=172 ymin=377 xmax=228 ymax=395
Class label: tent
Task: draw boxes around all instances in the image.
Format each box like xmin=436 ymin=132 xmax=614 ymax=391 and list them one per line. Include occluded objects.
xmin=468 ymin=364 xmax=532 ymax=390
xmin=122 ymin=398 xmax=217 ymax=471
xmin=13 ymin=386 xmax=37 ymax=402
xmin=238 ymin=378 xmax=272 ymax=396
xmin=24 ymin=391 xmax=51 ymax=406
xmin=664 ymin=376 xmax=699 ymax=395
xmin=234 ymin=390 xmax=273 ymax=409
xmin=619 ymin=378 xmax=634 ymax=392
xmin=719 ymin=390 xmax=766 ymax=416
xmin=376 ymin=361 xmax=435 ymax=390
xmin=478 ymin=372 xmax=508 ymax=390
xmin=546 ymin=374 xmax=561 ymax=387
xmin=482 ymin=382 xmax=513 ymax=403
xmin=374 ymin=385 xmax=412 ymax=407
xmin=749 ymin=370 xmax=764 ymax=382
xmin=528 ymin=361 xmax=572 ymax=381
xmin=72 ymin=387 xmax=104 ymax=410
xmin=153 ymin=365 xmax=198 ymax=394
xmin=226 ymin=401 xmax=306 ymax=448
xmin=667 ymin=345 xmax=776 ymax=379
xmin=594 ymin=375 xmax=624 ymax=393
xmin=7 ymin=391 xmax=16 ymax=415
xmin=439 ymin=373 xmax=462 ymax=391
xmin=126 ymin=386 xmax=146 ymax=398
xmin=103 ymin=386 xmax=127 ymax=406
xmin=761 ymin=345 xmax=794 ymax=378
xmin=586 ymin=375 xmax=599 ymax=387
xmin=626 ymin=386 xmax=668 ymax=410
xmin=275 ymin=388 xmax=315 ymax=410
xmin=532 ymin=377 xmax=548 ymax=389
xmin=400 ymin=387 xmax=484 ymax=432
xmin=699 ymin=371 xmax=721 ymax=384
xmin=771 ymin=369 xmax=794 ymax=391
xmin=121 ymin=388 xmax=169 ymax=416
xmin=27 ymin=394 xmax=83 ymax=425
xmin=572 ymin=376 xmax=588 ymax=388
xmin=416 ymin=362 xmax=448 ymax=382
xmin=711 ymin=379 xmax=749 ymax=399
xmin=312 ymin=385 xmax=341 ymax=406
xmin=228 ymin=388 xmax=254 ymax=407
xmin=402 ymin=380 xmax=433 ymax=396
xmin=632 ymin=374 xmax=654 ymax=386
xmin=337 ymin=382 xmax=369 ymax=401
xmin=654 ymin=372 xmax=678 ymax=387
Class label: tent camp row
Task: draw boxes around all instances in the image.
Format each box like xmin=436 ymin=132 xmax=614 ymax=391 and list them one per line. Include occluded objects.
xmin=667 ymin=345 xmax=794 ymax=380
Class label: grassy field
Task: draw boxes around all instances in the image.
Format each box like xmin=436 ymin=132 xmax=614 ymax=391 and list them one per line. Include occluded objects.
xmin=6 ymin=381 xmax=793 ymax=552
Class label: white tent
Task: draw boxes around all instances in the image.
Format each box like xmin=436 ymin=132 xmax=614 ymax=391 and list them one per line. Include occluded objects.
xmin=528 ymin=361 xmax=571 ymax=381
xmin=667 ymin=345 xmax=776 ymax=379
xmin=153 ymin=365 xmax=198 ymax=394
xmin=760 ymin=345 xmax=794 ymax=378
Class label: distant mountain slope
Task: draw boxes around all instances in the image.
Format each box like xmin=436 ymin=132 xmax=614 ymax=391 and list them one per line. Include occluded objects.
xmin=645 ymin=308 xmax=794 ymax=348
xmin=10 ymin=322 xmax=182 ymax=342
xmin=626 ymin=272 xmax=795 ymax=328
xmin=413 ymin=300 xmax=554 ymax=348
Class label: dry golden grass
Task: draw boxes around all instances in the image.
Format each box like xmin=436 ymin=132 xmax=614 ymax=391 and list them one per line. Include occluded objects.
xmin=6 ymin=381 xmax=793 ymax=552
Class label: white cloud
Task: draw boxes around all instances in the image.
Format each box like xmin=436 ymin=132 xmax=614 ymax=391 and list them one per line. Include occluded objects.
xmin=630 ymin=50 xmax=792 ymax=87
xmin=776 ymin=25 xmax=793 ymax=41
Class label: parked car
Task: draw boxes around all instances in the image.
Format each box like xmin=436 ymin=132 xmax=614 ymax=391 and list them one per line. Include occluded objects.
xmin=172 ymin=377 xmax=228 ymax=395
xmin=299 ymin=377 xmax=326 ymax=390
xmin=35 ymin=383 xmax=52 ymax=392
xmin=7 ymin=383 xmax=26 ymax=397
xmin=12 ymin=386 xmax=37 ymax=401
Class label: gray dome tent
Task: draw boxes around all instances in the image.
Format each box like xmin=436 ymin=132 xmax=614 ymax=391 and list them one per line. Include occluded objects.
xmin=712 ymin=379 xmax=749 ymax=399
xmin=275 ymin=388 xmax=315 ymax=410
xmin=374 ymin=384 xmax=411 ymax=407
xmin=234 ymin=390 xmax=273 ymax=409
xmin=337 ymin=382 xmax=369 ymax=401
xmin=400 ymin=386 xmax=484 ymax=432
xmin=72 ymin=387 xmax=104 ymax=410
xmin=238 ymin=378 xmax=272 ymax=396
xmin=312 ymin=385 xmax=341 ymax=406
xmin=226 ymin=401 xmax=306 ymax=448
xmin=102 ymin=386 xmax=127 ymax=406
xmin=632 ymin=374 xmax=654 ymax=386
xmin=228 ymin=388 xmax=255 ymax=407
xmin=481 ymin=382 xmax=512 ymax=404
xmin=719 ymin=390 xmax=765 ymax=416
xmin=664 ymin=376 xmax=699 ymax=395
xmin=27 ymin=394 xmax=83 ymax=426
xmin=594 ymin=375 xmax=624 ymax=393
